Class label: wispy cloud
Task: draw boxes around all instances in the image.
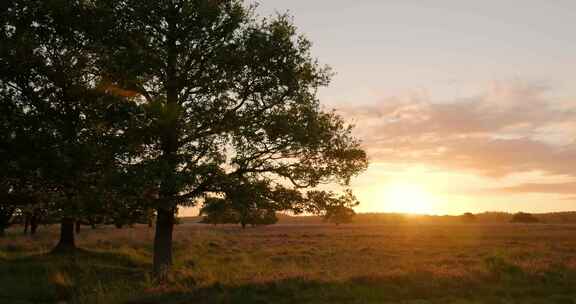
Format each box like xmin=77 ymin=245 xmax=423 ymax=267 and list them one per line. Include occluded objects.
xmin=338 ymin=81 xmax=576 ymax=180
xmin=493 ymin=182 xmax=576 ymax=194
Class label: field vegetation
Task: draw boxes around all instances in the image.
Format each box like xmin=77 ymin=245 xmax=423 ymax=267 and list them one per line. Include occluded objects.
xmin=3 ymin=221 xmax=576 ymax=303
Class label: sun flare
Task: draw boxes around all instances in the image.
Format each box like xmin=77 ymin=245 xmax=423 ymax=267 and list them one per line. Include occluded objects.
xmin=379 ymin=183 xmax=437 ymax=214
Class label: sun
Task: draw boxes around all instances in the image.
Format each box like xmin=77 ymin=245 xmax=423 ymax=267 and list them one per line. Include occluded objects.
xmin=380 ymin=183 xmax=437 ymax=214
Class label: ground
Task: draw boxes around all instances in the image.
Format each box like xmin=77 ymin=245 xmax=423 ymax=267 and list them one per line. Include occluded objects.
xmin=2 ymin=223 xmax=576 ymax=303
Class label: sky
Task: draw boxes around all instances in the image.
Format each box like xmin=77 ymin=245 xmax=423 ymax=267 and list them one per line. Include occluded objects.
xmin=246 ymin=0 xmax=576 ymax=215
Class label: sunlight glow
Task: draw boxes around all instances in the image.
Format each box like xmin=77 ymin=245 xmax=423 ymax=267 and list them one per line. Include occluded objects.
xmin=380 ymin=183 xmax=437 ymax=214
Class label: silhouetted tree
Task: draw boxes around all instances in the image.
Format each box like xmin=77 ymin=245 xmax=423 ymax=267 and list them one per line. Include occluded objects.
xmin=307 ymin=190 xmax=359 ymax=225
xmin=83 ymin=0 xmax=367 ymax=278
xmin=200 ymin=198 xmax=239 ymax=225
xmin=0 ymin=0 xmax=140 ymax=253
xmin=103 ymin=176 xmax=158 ymax=229
xmin=225 ymin=179 xmax=284 ymax=229
xmin=201 ymin=201 xmax=279 ymax=228
xmin=460 ymin=212 xmax=477 ymax=223
xmin=200 ymin=179 xmax=287 ymax=228
xmin=24 ymin=207 xmax=44 ymax=235
xmin=324 ymin=206 xmax=355 ymax=225
xmin=510 ymin=212 xmax=540 ymax=223
xmin=0 ymin=205 xmax=14 ymax=237
xmin=248 ymin=209 xmax=279 ymax=227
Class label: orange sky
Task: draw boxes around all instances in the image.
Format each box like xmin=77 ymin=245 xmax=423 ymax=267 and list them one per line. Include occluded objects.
xmin=184 ymin=1 xmax=576 ymax=216
xmin=253 ymin=1 xmax=576 ymax=215
xmin=338 ymin=83 xmax=576 ymax=214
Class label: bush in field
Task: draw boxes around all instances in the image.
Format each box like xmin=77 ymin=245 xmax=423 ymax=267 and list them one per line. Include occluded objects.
xmin=510 ymin=212 xmax=540 ymax=223
xmin=460 ymin=212 xmax=477 ymax=223
xmin=199 ymin=181 xmax=282 ymax=229
xmin=307 ymin=190 xmax=359 ymax=226
xmin=247 ymin=209 xmax=279 ymax=227
xmin=324 ymin=206 xmax=355 ymax=225
xmin=200 ymin=201 xmax=279 ymax=228
xmin=484 ymin=254 xmax=523 ymax=279
xmin=200 ymin=198 xmax=239 ymax=225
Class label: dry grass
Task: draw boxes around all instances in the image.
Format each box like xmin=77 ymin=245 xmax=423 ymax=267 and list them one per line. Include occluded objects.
xmin=2 ymin=223 xmax=576 ymax=303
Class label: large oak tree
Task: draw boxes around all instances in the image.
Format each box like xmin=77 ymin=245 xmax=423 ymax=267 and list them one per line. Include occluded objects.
xmin=87 ymin=0 xmax=368 ymax=278
xmin=0 ymin=0 xmax=138 ymax=250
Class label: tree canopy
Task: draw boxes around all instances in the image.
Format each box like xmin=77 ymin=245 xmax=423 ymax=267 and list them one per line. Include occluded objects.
xmin=0 ymin=0 xmax=142 ymax=251
xmin=0 ymin=0 xmax=368 ymax=279
xmin=83 ymin=0 xmax=367 ymax=278
xmin=510 ymin=212 xmax=540 ymax=223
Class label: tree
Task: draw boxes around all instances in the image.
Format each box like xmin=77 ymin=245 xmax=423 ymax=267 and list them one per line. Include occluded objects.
xmin=308 ymin=190 xmax=359 ymax=225
xmin=324 ymin=206 xmax=355 ymax=225
xmin=0 ymin=205 xmax=14 ymax=236
xmin=510 ymin=212 xmax=540 ymax=223
xmin=200 ymin=197 xmax=239 ymax=225
xmin=0 ymin=0 xmax=139 ymax=252
xmin=224 ymin=179 xmax=285 ymax=229
xmin=248 ymin=209 xmax=278 ymax=227
xmin=199 ymin=179 xmax=283 ymax=228
xmin=87 ymin=0 xmax=368 ymax=278
xmin=22 ymin=206 xmax=45 ymax=235
xmin=460 ymin=212 xmax=476 ymax=223
xmin=200 ymin=200 xmax=279 ymax=228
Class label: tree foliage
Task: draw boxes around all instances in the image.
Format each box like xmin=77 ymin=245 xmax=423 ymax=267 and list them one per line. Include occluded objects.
xmin=460 ymin=212 xmax=477 ymax=223
xmin=306 ymin=190 xmax=359 ymax=225
xmin=510 ymin=212 xmax=540 ymax=223
xmin=199 ymin=179 xmax=287 ymax=228
xmin=0 ymin=0 xmax=141 ymax=248
xmin=83 ymin=0 xmax=367 ymax=278
xmin=1 ymin=0 xmax=368 ymax=278
xmin=324 ymin=206 xmax=355 ymax=225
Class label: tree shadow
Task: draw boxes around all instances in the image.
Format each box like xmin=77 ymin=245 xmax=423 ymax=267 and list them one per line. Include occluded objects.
xmin=4 ymin=251 xmax=576 ymax=304
xmin=126 ymin=271 xmax=576 ymax=304
xmin=0 ymin=249 xmax=150 ymax=303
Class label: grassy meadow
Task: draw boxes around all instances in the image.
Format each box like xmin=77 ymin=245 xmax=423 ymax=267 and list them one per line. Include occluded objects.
xmin=3 ymin=221 xmax=576 ymax=303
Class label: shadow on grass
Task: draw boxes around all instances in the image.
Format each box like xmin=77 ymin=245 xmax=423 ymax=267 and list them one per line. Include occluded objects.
xmin=3 ymin=250 xmax=576 ymax=304
xmin=128 ymin=271 xmax=576 ymax=304
xmin=0 ymin=249 xmax=150 ymax=304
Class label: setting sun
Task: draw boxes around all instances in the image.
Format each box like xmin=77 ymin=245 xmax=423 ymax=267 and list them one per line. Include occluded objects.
xmin=380 ymin=183 xmax=437 ymax=215
xmin=5 ymin=1 xmax=576 ymax=302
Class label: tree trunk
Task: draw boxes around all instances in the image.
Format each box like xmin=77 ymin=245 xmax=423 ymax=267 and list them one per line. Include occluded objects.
xmin=153 ymin=207 xmax=174 ymax=280
xmin=75 ymin=221 xmax=81 ymax=234
xmin=89 ymin=217 xmax=96 ymax=229
xmin=51 ymin=217 xmax=76 ymax=254
xmin=23 ymin=213 xmax=30 ymax=234
xmin=30 ymin=212 xmax=39 ymax=235
xmin=152 ymin=16 xmax=179 ymax=280
xmin=0 ymin=206 xmax=13 ymax=237
xmin=30 ymin=219 xmax=38 ymax=235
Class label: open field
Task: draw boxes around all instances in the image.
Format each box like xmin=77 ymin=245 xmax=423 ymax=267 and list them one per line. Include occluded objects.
xmin=3 ymin=223 xmax=576 ymax=303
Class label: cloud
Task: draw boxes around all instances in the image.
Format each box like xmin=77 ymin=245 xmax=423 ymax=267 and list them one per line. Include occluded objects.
xmin=337 ymin=81 xmax=576 ymax=178
xmin=493 ymin=182 xmax=576 ymax=194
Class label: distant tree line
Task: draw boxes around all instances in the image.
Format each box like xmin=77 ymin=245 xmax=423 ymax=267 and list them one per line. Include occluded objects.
xmin=0 ymin=0 xmax=368 ymax=279
xmin=346 ymin=211 xmax=555 ymax=224
xmin=509 ymin=212 xmax=540 ymax=223
xmin=199 ymin=188 xmax=358 ymax=227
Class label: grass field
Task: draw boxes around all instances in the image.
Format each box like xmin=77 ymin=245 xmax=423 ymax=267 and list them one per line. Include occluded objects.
xmin=2 ymin=223 xmax=576 ymax=303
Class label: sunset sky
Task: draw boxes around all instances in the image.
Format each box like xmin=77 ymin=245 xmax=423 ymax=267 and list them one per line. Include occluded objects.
xmin=248 ymin=1 xmax=576 ymax=215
